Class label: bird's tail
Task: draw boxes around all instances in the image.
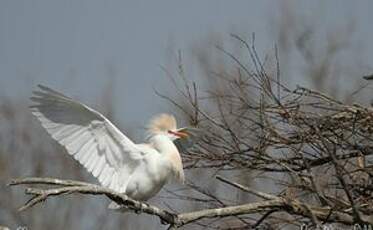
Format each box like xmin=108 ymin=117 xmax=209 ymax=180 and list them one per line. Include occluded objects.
xmin=108 ymin=201 xmax=129 ymax=212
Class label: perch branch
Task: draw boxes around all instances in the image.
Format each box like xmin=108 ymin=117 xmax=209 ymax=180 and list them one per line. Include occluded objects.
xmin=9 ymin=177 xmax=178 ymax=225
xmin=10 ymin=177 xmax=373 ymax=228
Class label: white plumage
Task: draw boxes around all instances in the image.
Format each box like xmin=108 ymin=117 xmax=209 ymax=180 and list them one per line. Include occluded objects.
xmin=30 ymin=85 xmax=195 ymax=203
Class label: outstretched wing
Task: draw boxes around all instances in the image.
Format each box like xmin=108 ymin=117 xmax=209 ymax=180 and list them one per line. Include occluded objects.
xmin=30 ymin=85 xmax=142 ymax=193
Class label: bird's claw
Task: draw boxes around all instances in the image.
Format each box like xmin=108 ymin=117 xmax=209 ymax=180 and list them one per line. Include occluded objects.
xmin=134 ymin=203 xmax=144 ymax=214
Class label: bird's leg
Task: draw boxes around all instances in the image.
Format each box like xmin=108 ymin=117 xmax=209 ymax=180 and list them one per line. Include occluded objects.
xmin=133 ymin=202 xmax=146 ymax=214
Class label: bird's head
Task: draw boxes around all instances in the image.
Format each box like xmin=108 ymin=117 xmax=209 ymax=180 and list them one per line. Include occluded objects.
xmin=147 ymin=113 xmax=189 ymax=141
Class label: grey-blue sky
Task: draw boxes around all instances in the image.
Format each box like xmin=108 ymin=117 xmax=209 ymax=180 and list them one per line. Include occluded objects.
xmin=1 ymin=0 xmax=373 ymax=141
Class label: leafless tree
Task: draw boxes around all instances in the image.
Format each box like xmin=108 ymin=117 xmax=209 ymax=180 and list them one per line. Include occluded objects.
xmin=8 ymin=33 xmax=373 ymax=229
xmin=4 ymin=2 xmax=373 ymax=230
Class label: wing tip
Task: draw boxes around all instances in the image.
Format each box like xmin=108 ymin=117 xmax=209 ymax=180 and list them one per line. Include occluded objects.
xmin=37 ymin=84 xmax=49 ymax=91
xmin=33 ymin=84 xmax=67 ymax=98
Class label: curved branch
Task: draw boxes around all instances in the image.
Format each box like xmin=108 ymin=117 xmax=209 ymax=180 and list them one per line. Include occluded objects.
xmin=9 ymin=177 xmax=372 ymax=228
xmin=9 ymin=177 xmax=178 ymax=225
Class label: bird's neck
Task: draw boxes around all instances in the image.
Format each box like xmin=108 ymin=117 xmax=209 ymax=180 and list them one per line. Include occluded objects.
xmin=150 ymin=134 xmax=178 ymax=154
xmin=150 ymin=134 xmax=184 ymax=183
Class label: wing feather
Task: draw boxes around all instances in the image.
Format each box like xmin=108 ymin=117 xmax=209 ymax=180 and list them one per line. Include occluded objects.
xmin=30 ymin=85 xmax=142 ymax=193
xmin=101 ymin=166 xmax=113 ymax=187
xmin=81 ymin=142 xmax=98 ymax=168
xmin=62 ymin=127 xmax=89 ymax=147
xmin=74 ymin=138 xmax=95 ymax=160
xmin=92 ymin=155 xmax=105 ymax=177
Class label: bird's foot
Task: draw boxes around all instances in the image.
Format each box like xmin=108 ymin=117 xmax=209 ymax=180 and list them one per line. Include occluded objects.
xmin=134 ymin=203 xmax=144 ymax=214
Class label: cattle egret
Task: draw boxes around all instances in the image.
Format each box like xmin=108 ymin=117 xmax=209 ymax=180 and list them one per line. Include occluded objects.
xmin=30 ymin=85 xmax=198 ymax=208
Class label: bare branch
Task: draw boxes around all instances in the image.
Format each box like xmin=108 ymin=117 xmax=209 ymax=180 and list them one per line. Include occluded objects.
xmin=10 ymin=177 xmax=373 ymax=228
xmin=216 ymin=175 xmax=278 ymax=200
xmin=9 ymin=177 xmax=178 ymax=225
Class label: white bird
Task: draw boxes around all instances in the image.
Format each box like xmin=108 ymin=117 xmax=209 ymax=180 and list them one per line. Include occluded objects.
xmin=30 ymin=85 xmax=198 ymax=208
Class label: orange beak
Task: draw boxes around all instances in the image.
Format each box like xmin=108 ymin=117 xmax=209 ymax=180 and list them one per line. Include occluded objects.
xmin=168 ymin=130 xmax=189 ymax=138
